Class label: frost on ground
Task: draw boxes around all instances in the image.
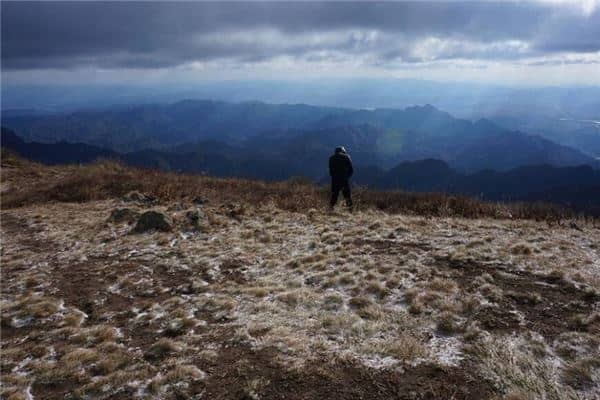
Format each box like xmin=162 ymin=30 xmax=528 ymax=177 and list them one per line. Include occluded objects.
xmin=1 ymin=175 xmax=599 ymax=399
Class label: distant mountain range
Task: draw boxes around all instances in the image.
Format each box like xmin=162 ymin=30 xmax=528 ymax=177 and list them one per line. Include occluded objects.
xmin=2 ymin=100 xmax=598 ymax=173
xmin=1 ymin=100 xmax=345 ymax=152
xmin=4 ymin=79 xmax=599 ymax=123
xmin=489 ymin=114 xmax=600 ymax=159
xmin=3 ymin=127 xmax=599 ymax=212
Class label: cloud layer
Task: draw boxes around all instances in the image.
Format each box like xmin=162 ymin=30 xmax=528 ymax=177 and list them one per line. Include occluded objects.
xmin=2 ymin=1 xmax=599 ymax=84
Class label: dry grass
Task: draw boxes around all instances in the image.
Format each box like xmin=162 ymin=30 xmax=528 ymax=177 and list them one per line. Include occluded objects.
xmin=1 ymin=154 xmax=589 ymax=221
xmin=1 ymin=155 xmax=599 ymax=399
xmin=383 ymin=335 xmax=427 ymax=361
xmin=562 ymin=358 xmax=600 ymax=389
xmin=145 ymin=338 xmax=182 ymax=361
xmin=467 ymin=336 xmax=577 ymax=400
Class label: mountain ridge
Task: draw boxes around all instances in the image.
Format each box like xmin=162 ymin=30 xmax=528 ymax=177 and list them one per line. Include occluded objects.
xmin=3 ymin=127 xmax=599 ymax=214
xmin=3 ymin=100 xmax=597 ymax=174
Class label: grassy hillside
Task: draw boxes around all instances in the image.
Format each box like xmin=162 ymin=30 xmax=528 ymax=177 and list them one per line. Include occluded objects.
xmin=0 ymin=152 xmax=585 ymax=221
xmin=1 ymin=155 xmax=599 ymax=399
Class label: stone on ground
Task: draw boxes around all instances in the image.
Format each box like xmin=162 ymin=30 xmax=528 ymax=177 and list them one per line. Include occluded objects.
xmin=132 ymin=210 xmax=173 ymax=233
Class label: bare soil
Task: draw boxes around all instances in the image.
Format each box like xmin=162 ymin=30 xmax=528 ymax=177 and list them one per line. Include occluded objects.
xmin=434 ymin=255 xmax=599 ymax=339
xmin=200 ymin=344 xmax=494 ymax=400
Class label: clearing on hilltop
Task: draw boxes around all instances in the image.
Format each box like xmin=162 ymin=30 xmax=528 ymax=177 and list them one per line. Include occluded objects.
xmin=1 ymin=155 xmax=599 ymax=399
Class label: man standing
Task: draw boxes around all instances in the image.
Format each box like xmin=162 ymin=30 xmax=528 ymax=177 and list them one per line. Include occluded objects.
xmin=329 ymin=146 xmax=354 ymax=211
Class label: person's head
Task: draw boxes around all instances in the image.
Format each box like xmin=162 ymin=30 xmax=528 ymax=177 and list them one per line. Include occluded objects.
xmin=335 ymin=146 xmax=346 ymax=154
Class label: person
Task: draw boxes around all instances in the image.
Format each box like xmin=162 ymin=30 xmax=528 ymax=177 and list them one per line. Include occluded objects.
xmin=329 ymin=146 xmax=353 ymax=211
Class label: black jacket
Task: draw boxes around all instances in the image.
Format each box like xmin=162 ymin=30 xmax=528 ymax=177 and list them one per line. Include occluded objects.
xmin=329 ymin=152 xmax=353 ymax=180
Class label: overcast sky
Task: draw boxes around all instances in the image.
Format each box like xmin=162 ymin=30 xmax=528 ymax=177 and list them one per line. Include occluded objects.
xmin=2 ymin=1 xmax=600 ymax=86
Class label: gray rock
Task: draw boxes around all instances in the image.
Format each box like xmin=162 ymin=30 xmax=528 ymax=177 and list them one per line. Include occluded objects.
xmin=192 ymin=196 xmax=207 ymax=205
xmin=186 ymin=209 xmax=202 ymax=224
xmin=133 ymin=210 xmax=173 ymax=233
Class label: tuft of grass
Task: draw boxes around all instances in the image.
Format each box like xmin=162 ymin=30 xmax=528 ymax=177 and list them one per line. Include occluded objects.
xmin=463 ymin=323 xmax=482 ymax=342
xmin=381 ymin=335 xmax=426 ymax=361
xmin=461 ymin=295 xmax=481 ymax=314
xmin=163 ymin=364 xmax=207 ymax=383
xmin=246 ymin=287 xmax=270 ymax=298
xmin=321 ymin=232 xmax=339 ymax=244
xmin=321 ymin=313 xmax=361 ymax=335
xmin=473 ymin=273 xmax=494 ymax=286
xmin=276 ymin=290 xmax=301 ymax=307
xmin=364 ymin=271 xmax=378 ymax=281
xmin=323 ymin=293 xmax=344 ymax=310
xmin=506 ymin=291 xmax=542 ymax=305
xmin=403 ymin=287 xmax=419 ymax=303
xmin=385 ymin=276 xmax=401 ymax=289
xmin=562 ymin=359 xmax=599 ymax=389
xmin=546 ymin=269 xmax=565 ymax=283
xmin=144 ymin=338 xmax=181 ymax=361
xmin=510 ymin=243 xmax=533 ymax=255
xmin=61 ymin=348 xmax=99 ymax=372
xmin=149 ymin=365 xmax=206 ymax=394
xmin=338 ymin=273 xmax=356 ymax=286
xmin=436 ymin=312 xmax=462 ymax=335
xmin=92 ymin=326 xmax=119 ymax=343
xmin=408 ymin=301 xmax=424 ymax=315
xmin=27 ymin=299 xmax=60 ymax=318
xmin=480 ymin=284 xmax=504 ymax=303
xmin=428 ymin=278 xmax=458 ymax=293
xmin=348 ymin=296 xmax=373 ymax=310
xmin=247 ymin=321 xmax=272 ymax=337
xmin=62 ymin=310 xmax=87 ymax=327
xmin=366 ymin=281 xmax=390 ymax=299
xmin=243 ymin=377 xmax=271 ymax=400
xmin=164 ymin=318 xmax=196 ymax=337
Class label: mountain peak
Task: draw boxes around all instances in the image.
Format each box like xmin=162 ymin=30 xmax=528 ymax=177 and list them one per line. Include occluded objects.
xmin=405 ymin=103 xmax=439 ymax=113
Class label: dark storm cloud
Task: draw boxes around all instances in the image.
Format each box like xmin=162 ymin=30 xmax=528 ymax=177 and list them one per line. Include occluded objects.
xmin=1 ymin=1 xmax=599 ymax=70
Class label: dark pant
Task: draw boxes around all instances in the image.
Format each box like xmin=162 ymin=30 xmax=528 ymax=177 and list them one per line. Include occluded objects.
xmin=330 ymin=178 xmax=352 ymax=209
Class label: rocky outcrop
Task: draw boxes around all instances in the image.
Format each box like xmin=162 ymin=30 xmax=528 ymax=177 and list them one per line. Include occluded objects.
xmin=132 ymin=210 xmax=173 ymax=233
xmin=185 ymin=209 xmax=202 ymax=225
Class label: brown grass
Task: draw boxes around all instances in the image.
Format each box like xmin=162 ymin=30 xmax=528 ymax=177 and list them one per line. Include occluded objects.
xmin=1 ymin=154 xmax=587 ymax=221
xmin=381 ymin=335 xmax=426 ymax=361
xmin=562 ymin=358 xmax=600 ymax=389
xmin=436 ymin=312 xmax=462 ymax=335
xmin=144 ymin=338 xmax=181 ymax=361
